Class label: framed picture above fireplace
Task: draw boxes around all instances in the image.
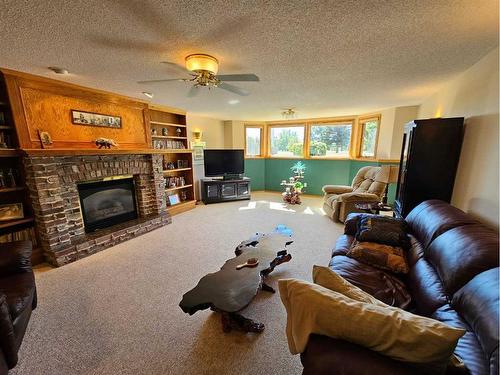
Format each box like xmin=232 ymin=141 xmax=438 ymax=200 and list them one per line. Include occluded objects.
xmin=71 ymin=110 xmax=122 ymax=129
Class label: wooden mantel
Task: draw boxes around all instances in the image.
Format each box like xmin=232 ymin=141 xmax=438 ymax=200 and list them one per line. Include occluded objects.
xmin=21 ymin=148 xmax=193 ymax=156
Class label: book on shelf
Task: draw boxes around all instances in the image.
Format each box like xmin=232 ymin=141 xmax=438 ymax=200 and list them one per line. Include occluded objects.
xmin=153 ymin=139 xmax=187 ymax=150
xmin=0 ymin=227 xmax=38 ymax=246
xmin=165 ymin=176 xmax=186 ymax=189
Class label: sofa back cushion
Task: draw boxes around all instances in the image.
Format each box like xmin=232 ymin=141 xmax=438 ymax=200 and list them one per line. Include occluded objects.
xmin=451 ymin=268 xmax=499 ymax=373
xmin=405 ymin=200 xmax=477 ymax=249
xmin=426 ymin=224 xmax=499 ymax=295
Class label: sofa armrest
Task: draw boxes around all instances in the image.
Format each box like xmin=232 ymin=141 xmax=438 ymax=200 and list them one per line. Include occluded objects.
xmin=0 ymin=294 xmax=18 ymax=369
xmin=301 ymin=335 xmax=448 ymax=375
xmin=0 ymin=241 xmax=33 ymax=276
xmin=337 ymin=192 xmax=380 ymax=203
xmin=322 ymin=185 xmax=353 ymax=194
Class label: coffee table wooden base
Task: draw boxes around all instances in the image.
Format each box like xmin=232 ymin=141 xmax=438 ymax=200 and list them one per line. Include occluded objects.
xmin=220 ymin=312 xmax=265 ymax=333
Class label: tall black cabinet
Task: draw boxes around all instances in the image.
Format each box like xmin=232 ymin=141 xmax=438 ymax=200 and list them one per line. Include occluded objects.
xmin=394 ymin=117 xmax=464 ymax=218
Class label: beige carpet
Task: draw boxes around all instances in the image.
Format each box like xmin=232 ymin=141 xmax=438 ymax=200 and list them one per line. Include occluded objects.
xmin=12 ymin=192 xmax=344 ymax=375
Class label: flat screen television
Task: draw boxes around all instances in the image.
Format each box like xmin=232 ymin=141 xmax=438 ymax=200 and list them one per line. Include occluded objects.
xmin=204 ymin=149 xmax=244 ymax=178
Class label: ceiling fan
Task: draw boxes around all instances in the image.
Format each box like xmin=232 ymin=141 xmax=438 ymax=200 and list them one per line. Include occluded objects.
xmin=138 ymin=54 xmax=259 ymax=97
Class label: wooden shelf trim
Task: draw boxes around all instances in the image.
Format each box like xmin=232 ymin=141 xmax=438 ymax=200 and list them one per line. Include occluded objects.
xmin=163 ymin=168 xmax=192 ymax=173
xmin=152 ymin=135 xmax=187 ymax=140
xmin=0 ymin=186 xmax=25 ymax=193
xmin=0 ymin=149 xmax=19 ymax=157
xmin=167 ymin=199 xmax=196 ymax=208
xmin=21 ymin=148 xmax=193 ymax=156
xmin=157 ymin=149 xmax=192 ymax=154
xmin=150 ymin=121 xmax=187 ymax=128
xmin=0 ymin=126 xmax=13 ymax=130
xmin=166 ymin=199 xmax=196 ymax=215
xmin=0 ymin=217 xmax=34 ymax=230
xmin=165 ymin=184 xmax=193 ymax=193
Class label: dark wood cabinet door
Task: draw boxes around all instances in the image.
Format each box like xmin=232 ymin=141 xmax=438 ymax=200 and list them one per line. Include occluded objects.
xmin=395 ymin=118 xmax=464 ymax=217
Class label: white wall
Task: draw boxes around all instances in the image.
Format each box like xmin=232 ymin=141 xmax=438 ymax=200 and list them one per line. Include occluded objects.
xmin=186 ymin=114 xmax=225 ymax=199
xmin=186 ymin=114 xmax=225 ymax=149
xmin=376 ymin=108 xmax=396 ymax=159
xmin=418 ymin=48 xmax=499 ymax=229
xmin=390 ymin=106 xmax=420 ymax=159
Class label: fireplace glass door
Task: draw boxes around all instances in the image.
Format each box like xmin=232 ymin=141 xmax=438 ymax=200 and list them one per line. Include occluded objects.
xmin=78 ymin=178 xmax=138 ymax=233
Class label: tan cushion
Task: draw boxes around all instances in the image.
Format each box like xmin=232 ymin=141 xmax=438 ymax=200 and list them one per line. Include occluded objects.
xmin=313 ymin=265 xmax=386 ymax=306
xmin=324 ymin=194 xmax=338 ymax=207
xmin=351 ymin=166 xmax=387 ymax=197
xmin=347 ymin=240 xmax=409 ymax=274
xmin=278 ymin=277 xmax=465 ymax=363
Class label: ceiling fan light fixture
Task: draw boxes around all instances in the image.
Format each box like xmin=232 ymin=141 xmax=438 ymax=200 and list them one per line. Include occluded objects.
xmin=185 ymin=54 xmax=219 ymax=74
xmin=282 ymin=108 xmax=296 ymax=119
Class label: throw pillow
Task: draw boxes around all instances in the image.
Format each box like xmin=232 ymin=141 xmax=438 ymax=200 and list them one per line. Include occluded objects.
xmin=347 ymin=240 xmax=409 ymax=274
xmin=344 ymin=213 xmax=375 ymax=235
xmin=312 ymin=265 xmax=386 ymax=306
xmin=278 ymin=278 xmax=465 ymax=364
xmin=356 ymin=216 xmax=410 ymax=248
xmin=311 ymin=266 xmax=464 ymax=372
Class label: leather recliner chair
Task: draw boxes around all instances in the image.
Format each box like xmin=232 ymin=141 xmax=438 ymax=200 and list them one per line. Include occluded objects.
xmin=0 ymin=241 xmax=37 ymax=374
xmin=322 ymin=166 xmax=389 ymax=222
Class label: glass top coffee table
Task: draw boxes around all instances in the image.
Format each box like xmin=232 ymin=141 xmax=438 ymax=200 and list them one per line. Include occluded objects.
xmin=179 ymin=227 xmax=293 ymax=333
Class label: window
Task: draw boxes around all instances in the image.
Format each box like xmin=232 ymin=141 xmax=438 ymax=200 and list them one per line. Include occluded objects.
xmin=244 ymin=125 xmax=264 ymax=157
xmin=269 ymin=125 xmax=305 ymax=157
xmin=358 ymin=116 xmax=380 ymax=158
xmin=309 ymin=122 xmax=353 ymax=157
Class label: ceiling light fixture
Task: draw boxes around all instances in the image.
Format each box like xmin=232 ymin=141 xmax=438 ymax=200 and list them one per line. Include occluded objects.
xmin=48 ymin=66 xmax=69 ymax=75
xmin=142 ymin=92 xmax=154 ymax=98
xmin=228 ymin=99 xmax=240 ymax=105
xmin=281 ymin=108 xmax=296 ymax=119
xmin=185 ymin=54 xmax=219 ymax=75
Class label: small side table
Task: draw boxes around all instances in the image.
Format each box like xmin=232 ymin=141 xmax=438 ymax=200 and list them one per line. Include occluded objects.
xmin=355 ymin=202 xmax=393 ymax=215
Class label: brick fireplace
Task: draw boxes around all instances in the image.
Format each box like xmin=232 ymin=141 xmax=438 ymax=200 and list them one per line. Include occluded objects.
xmin=24 ymin=153 xmax=171 ymax=266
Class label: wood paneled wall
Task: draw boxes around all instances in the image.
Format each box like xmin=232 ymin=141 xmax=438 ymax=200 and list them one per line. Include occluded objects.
xmin=1 ymin=69 xmax=150 ymax=149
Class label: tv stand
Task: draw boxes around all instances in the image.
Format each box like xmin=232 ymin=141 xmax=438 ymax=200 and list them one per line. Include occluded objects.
xmin=222 ymin=174 xmax=243 ymax=181
xmin=201 ymin=177 xmax=251 ymax=204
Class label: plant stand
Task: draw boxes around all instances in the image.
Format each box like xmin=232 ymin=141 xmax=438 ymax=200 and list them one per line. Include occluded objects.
xmin=280 ymin=161 xmax=307 ymax=205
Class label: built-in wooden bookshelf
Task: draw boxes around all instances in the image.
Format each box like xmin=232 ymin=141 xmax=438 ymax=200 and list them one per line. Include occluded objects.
xmin=0 ymin=72 xmax=42 ymax=264
xmin=148 ymin=105 xmax=196 ymax=215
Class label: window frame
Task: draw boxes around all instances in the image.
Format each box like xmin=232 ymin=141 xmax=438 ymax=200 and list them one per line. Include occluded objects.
xmin=244 ymin=124 xmax=265 ymax=159
xmin=308 ymin=119 xmax=355 ymax=160
xmin=267 ymin=123 xmax=307 ymax=159
xmin=357 ymin=115 xmax=381 ymax=159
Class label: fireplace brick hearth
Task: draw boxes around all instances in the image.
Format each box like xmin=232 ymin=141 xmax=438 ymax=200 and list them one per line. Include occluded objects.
xmin=24 ymin=153 xmax=171 ymax=266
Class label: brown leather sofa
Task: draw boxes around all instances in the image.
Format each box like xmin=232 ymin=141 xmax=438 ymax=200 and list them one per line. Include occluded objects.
xmin=301 ymin=200 xmax=499 ymax=375
xmin=0 ymin=241 xmax=37 ymax=374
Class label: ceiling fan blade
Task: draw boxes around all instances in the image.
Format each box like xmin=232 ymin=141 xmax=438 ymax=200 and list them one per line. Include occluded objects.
xmin=187 ymin=85 xmax=200 ymax=98
xmin=217 ymin=82 xmax=249 ymax=96
xmin=137 ymin=78 xmax=186 ymax=84
xmin=216 ymin=74 xmax=260 ymax=82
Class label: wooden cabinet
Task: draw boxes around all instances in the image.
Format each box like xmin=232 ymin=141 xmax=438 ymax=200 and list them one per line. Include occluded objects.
xmin=394 ymin=117 xmax=464 ymax=218
xmin=201 ymin=178 xmax=251 ymax=204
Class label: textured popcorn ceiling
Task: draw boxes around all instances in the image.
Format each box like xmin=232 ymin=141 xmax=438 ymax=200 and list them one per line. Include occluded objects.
xmin=0 ymin=0 xmax=498 ymax=120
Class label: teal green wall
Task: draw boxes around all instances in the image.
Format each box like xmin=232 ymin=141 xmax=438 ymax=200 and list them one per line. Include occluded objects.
xmin=264 ymin=159 xmax=351 ymax=195
xmin=245 ymin=159 xmax=397 ymax=204
xmin=244 ymin=159 xmax=266 ymax=190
